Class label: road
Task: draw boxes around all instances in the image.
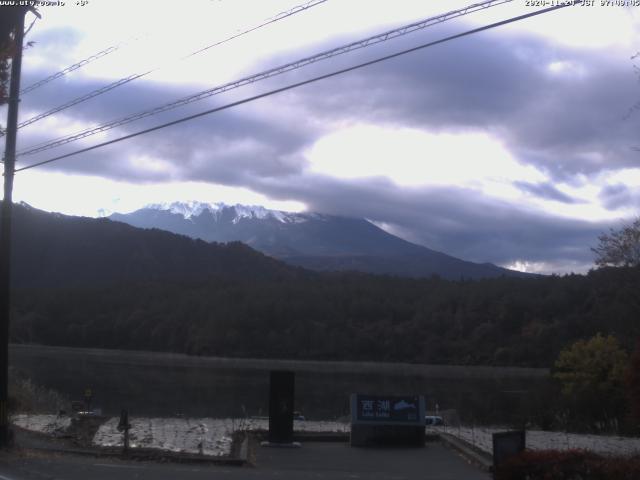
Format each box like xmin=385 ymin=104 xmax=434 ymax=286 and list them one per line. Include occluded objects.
xmin=0 ymin=442 xmax=489 ymax=479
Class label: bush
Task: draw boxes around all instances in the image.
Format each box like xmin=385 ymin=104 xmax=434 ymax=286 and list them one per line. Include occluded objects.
xmin=552 ymin=334 xmax=628 ymax=432
xmin=494 ymin=449 xmax=640 ymax=480
xmin=8 ymin=370 xmax=69 ymax=414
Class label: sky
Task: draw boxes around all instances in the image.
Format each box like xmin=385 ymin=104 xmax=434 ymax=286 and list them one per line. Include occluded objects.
xmin=3 ymin=0 xmax=640 ymax=274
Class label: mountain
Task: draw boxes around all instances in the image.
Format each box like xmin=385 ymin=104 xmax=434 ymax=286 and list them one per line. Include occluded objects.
xmin=8 ymin=202 xmax=301 ymax=289
xmin=110 ymin=201 xmax=529 ymax=280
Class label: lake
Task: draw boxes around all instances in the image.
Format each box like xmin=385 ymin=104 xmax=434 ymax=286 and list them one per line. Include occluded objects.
xmin=9 ymin=344 xmax=550 ymax=425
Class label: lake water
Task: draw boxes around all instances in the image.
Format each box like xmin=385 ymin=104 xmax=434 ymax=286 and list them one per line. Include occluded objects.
xmin=9 ymin=344 xmax=550 ymax=424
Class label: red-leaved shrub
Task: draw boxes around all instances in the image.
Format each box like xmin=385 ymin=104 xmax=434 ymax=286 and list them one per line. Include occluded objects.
xmin=494 ymin=449 xmax=640 ymax=480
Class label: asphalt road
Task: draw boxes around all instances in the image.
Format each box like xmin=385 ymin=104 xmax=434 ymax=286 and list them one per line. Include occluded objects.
xmin=0 ymin=442 xmax=490 ymax=479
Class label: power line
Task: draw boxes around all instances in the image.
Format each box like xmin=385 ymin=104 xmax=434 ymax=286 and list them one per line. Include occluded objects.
xmin=11 ymin=0 xmax=328 ymax=133
xmin=20 ymin=40 xmax=129 ymax=95
xmin=181 ymin=0 xmax=328 ymax=61
xmin=16 ymin=0 xmax=514 ymax=158
xmin=14 ymin=2 xmax=580 ymax=174
xmin=15 ymin=74 xmax=145 ymax=131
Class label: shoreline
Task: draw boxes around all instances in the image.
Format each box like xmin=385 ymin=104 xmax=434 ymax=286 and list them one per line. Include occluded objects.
xmin=9 ymin=343 xmax=549 ymax=378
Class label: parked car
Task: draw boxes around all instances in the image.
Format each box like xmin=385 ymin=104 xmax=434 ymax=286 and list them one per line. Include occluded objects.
xmin=425 ymin=415 xmax=444 ymax=426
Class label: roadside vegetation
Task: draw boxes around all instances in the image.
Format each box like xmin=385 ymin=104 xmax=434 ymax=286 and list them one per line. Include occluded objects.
xmin=8 ymin=369 xmax=69 ymax=414
xmin=495 ymin=450 xmax=640 ymax=480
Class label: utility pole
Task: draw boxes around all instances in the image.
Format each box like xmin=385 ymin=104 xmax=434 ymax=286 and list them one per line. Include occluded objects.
xmin=0 ymin=7 xmax=26 ymax=448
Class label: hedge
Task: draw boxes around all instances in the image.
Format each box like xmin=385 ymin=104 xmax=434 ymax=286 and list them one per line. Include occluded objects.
xmin=494 ymin=449 xmax=640 ymax=480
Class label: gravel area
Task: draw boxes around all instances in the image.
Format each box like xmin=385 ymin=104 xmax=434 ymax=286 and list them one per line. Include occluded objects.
xmin=431 ymin=425 xmax=640 ymax=457
xmin=92 ymin=417 xmax=349 ymax=457
xmin=93 ymin=417 xmax=234 ymax=456
xmin=11 ymin=414 xmax=71 ymax=436
xmin=21 ymin=414 xmax=640 ymax=459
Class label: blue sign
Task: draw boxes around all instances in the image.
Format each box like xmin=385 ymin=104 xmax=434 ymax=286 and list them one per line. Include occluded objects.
xmin=351 ymin=394 xmax=425 ymax=425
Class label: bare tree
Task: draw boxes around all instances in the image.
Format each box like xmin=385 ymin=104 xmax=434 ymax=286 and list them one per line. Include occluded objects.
xmin=592 ymin=217 xmax=640 ymax=268
xmin=0 ymin=7 xmax=36 ymax=135
xmin=0 ymin=9 xmax=19 ymax=109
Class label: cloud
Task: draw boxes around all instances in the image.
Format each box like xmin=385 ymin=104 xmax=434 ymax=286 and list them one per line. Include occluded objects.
xmin=19 ymin=22 xmax=640 ymax=184
xmin=599 ymin=183 xmax=640 ymax=211
xmin=243 ymin=172 xmax=607 ymax=273
xmin=15 ymin=71 xmax=318 ymax=183
xmin=514 ymin=181 xmax=582 ymax=204
xmin=275 ymin=26 xmax=640 ymax=180
xmin=21 ymin=26 xmax=85 ymax=72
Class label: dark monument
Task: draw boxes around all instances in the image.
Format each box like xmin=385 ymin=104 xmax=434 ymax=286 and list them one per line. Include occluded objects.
xmin=265 ymin=370 xmax=298 ymax=446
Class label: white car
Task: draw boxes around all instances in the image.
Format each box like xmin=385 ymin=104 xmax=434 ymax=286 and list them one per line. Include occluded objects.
xmin=425 ymin=415 xmax=444 ymax=426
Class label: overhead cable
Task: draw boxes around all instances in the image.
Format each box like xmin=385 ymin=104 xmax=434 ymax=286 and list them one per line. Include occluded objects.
xmin=20 ymin=41 xmax=129 ymax=95
xmin=12 ymin=0 xmax=328 ymax=133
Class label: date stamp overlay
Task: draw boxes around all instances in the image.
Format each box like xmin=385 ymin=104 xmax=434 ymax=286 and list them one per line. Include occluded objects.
xmin=524 ymin=0 xmax=640 ymax=6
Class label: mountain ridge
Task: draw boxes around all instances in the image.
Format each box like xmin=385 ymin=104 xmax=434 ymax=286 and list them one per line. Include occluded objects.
xmin=110 ymin=201 xmax=531 ymax=280
xmin=8 ymin=201 xmax=302 ymax=289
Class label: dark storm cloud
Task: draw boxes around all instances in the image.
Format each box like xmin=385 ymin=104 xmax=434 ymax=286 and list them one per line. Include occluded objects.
xmin=514 ymin=181 xmax=582 ymax=204
xmin=248 ymin=172 xmax=605 ymax=271
xmin=19 ymin=72 xmax=220 ymax=126
xmin=599 ymin=183 xmax=640 ymax=210
xmin=18 ymin=117 xmax=310 ymax=183
xmin=16 ymin=72 xmax=317 ymax=181
xmin=274 ymin=26 xmax=640 ymax=180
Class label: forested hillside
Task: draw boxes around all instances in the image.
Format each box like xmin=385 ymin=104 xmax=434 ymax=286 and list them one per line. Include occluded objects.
xmin=11 ymin=266 xmax=640 ymax=367
xmin=6 ymin=202 xmax=639 ymax=367
xmin=10 ymin=202 xmax=300 ymax=288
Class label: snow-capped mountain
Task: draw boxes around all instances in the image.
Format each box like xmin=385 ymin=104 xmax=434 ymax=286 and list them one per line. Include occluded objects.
xmin=145 ymin=201 xmax=304 ymax=223
xmin=109 ymin=201 xmax=530 ymax=279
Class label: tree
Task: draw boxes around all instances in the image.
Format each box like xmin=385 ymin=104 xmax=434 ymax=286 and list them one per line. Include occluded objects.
xmin=0 ymin=14 xmax=16 ymax=116
xmin=0 ymin=6 xmax=36 ymax=134
xmin=0 ymin=8 xmax=25 ymax=100
xmin=592 ymin=217 xmax=640 ymax=268
xmin=553 ymin=333 xmax=629 ymax=430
